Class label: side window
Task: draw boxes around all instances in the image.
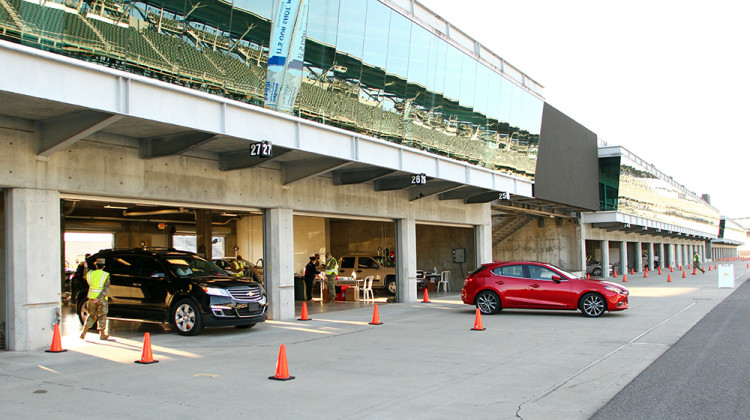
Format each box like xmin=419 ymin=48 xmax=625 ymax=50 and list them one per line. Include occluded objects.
xmin=358 ymin=257 xmax=379 ymax=269
xmin=490 ymin=265 xmax=525 ymax=278
xmin=528 ymin=266 xmax=559 ymax=281
xmin=340 ymin=257 xmax=355 ymax=269
xmin=140 ymin=257 xmax=165 ymax=278
xmin=108 ymin=255 xmax=139 ymax=276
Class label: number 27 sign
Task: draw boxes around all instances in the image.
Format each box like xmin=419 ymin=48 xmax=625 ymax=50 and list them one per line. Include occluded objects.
xmin=249 ymin=140 xmax=272 ymax=158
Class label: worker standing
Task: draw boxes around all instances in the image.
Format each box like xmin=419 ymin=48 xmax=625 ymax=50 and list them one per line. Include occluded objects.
xmin=324 ymin=252 xmax=338 ymax=303
xmin=80 ymin=258 xmax=111 ymax=340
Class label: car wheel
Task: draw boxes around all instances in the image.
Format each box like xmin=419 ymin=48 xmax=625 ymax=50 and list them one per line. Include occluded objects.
xmin=475 ymin=290 xmax=501 ymax=315
xmin=235 ymin=324 xmax=256 ymax=329
xmin=386 ymin=277 xmax=396 ymax=295
xmin=76 ymin=298 xmax=89 ymax=325
xmin=592 ymin=267 xmax=602 ymax=276
xmin=580 ymin=292 xmax=607 ymax=317
xmin=171 ymin=299 xmax=203 ymax=336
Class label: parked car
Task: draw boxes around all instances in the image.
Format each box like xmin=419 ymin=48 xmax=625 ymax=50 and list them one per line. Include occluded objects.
xmin=585 ymin=260 xmax=613 ymax=277
xmin=73 ymin=248 xmax=267 ymax=335
xmin=339 ymin=255 xmax=397 ymax=294
xmin=461 ymin=261 xmax=629 ymax=317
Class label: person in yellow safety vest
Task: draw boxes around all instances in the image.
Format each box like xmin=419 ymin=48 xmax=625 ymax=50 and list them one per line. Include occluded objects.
xmin=80 ymin=258 xmax=111 ymax=340
xmin=693 ymin=251 xmax=705 ymax=274
xmin=324 ymin=252 xmax=338 ymax=303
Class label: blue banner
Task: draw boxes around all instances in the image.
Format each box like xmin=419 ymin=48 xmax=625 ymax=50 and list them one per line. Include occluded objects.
xmin=264 ymin=0 xmax=308 ymax=113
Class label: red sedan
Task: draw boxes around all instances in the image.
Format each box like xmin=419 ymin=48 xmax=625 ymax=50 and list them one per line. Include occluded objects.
xmin=461 ymin=261 xmax=629 ymax=317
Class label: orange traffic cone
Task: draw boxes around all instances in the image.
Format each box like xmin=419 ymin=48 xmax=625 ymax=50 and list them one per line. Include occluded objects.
xmin=622 ymin=274 xmax=627 ymax=282
xmin=613 ymin=269 xmax=617 ymax=278
xmin=422 ymin=288 xmax=431 ymax=303
xmin=587 ymin=273 xmax=591 ymax=279
xmin=298 ymin=302 xmax=311 ymax=321
xmin=45 ymin=324 xmax=67 ymax=353
xmin=692 ymin=267 xmax=697 ymax=275
xmin=658 ymin=266 xmax=662 ymax=275
xmin=667 ymin=274 xmax=672 ymax=282
xmin=644 ymin=270 xmax=648 ymax=278
xmin=268 ymin=344 xmax=295 ymax=381
xmin=670 ymin=266 xmax=674 ymax=273
xmin=708 ymin=265 xmax=711 ymax=272
xmin=134 ymin=332 xmax=158 ymax=364
xmin=471 ymin=308 xmax=485 ymax=331
xmin=369 ymin=304 xmax=383 ymax=325
xmin=682 ymin=270 xmax=687 ymax=278
xmin=679 ymin=265 xmax=683 ymax=270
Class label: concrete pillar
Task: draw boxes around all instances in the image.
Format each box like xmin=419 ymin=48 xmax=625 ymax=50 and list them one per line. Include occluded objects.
xmin=666 ymin=243 xmax=673 ymax=267
xmin=658 ymin=243 xmax=665 ymax=268
xmin=676 ymin=244 xmax=682 ymax=267
xmin=195 ymin=209 xmax=213 ymax=260
xmin=634 ymin=241 xmax=642 ymax=272
xmin=647 ymin=242 xmax=654 ymax=270
xmin=395 ymin=218 xmax=417 ymax=303
xmin=600 ymin=239 xmax=610 ymax=279
xmin=263 ymin=208 xmax=294 ymax=320
xmin=619 ymin=241 xmax=627 ymax=275
xmin=474 ymin=222 xmax=492 ymax=267
xmin=6 ymin=188 xmax=61 ymax=351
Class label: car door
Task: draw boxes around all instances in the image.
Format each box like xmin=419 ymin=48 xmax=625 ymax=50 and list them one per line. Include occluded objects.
xmin=356 ymin=256 xmax=384 ymax=288
xmin=526 ymin=265 xmax=574 ymax=308
xmin=104 ymin=254 xmax=141 ymax=317
xmin=132 ymin=256 xmax=170 ymax=320
xmin=488 ymin=264 xmax=530 ymax=308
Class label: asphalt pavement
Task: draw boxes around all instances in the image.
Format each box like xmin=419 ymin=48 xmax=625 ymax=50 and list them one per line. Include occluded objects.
xmin=1 ymin=261 xmax=748 ymax=419
xmin=592 ymin=265 xmax=750 ymax=420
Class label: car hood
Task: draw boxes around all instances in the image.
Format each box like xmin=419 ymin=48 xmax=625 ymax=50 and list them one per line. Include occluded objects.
xmin=194 ymin=276 xmax=262 ymax=288
xmin=575 ymin=278 xmax=629 ymax=292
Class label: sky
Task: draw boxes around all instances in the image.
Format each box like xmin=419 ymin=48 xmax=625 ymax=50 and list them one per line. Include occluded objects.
xmin=420 ymin=0 xmax=750 ymax=219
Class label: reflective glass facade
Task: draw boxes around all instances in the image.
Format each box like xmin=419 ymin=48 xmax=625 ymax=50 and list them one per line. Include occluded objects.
xmin=599 ymin=151 xmax=720 ymax=234
xmin=0 ymin=0 xmax=543 ymax=178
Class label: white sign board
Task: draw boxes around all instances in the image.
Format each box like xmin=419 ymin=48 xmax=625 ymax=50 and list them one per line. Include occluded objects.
xmin=718 ymin=264 xmax=734 ymax=288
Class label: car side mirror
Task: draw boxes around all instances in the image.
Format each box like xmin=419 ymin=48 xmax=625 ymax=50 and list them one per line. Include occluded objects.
xmin=551 ymin=275 xmax=562 ymax=283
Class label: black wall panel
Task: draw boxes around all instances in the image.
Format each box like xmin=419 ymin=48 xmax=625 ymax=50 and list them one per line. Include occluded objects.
xmin=534 ymin=103 xmax=600 ymax=211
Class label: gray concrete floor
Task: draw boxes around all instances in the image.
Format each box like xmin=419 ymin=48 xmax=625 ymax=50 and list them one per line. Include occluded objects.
xmin=3 ymin=261 xmax=749 ymax=419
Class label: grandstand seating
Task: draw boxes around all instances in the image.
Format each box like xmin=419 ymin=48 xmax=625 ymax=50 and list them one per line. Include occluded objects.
xmin=0 ymin=0 xmax=538 ymax=177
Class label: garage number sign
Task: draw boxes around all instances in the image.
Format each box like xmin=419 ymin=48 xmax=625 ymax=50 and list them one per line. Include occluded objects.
xmin=250 ymin=140 xmax=272 ymax=158
xmin=498 ymin=191 xmax=509 ymax=200
xmin=411 ymin=173 xmax=427 ymax=185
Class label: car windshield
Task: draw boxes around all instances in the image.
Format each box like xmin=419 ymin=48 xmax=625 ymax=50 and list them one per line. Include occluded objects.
xmin=547 ymin=264 xmax=579 ymax=279
xmin=166 ymin=255 xmax=229 ymax=278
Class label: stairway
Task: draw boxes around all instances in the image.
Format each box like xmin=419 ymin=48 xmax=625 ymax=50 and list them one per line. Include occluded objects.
xmin=492 ymin=215 xmax=534 ymax=246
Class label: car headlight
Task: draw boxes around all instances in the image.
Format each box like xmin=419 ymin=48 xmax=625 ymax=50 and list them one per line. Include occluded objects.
xmin=604 ymin=286 xmax=624 ymax=294
xmin=259 ymin=295 xmax=267 ymax=305
xmin=202 ymin=286 xmax=231 ymax=297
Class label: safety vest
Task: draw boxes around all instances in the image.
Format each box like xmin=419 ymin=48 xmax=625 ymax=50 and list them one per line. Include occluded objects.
xmin=325 ymin=257 xmax=338 ymax=276
xmin=86 ymin=270 xmax=110 ymax=299
xmin=693 ymin=254 xmax=700 ymax=263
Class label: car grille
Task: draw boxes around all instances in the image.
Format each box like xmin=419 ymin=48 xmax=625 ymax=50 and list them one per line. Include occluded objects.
xmin=236 ymin=303 xmax=262 ymax=316
xmin=227 ymin=285 xmax=264 ymax=302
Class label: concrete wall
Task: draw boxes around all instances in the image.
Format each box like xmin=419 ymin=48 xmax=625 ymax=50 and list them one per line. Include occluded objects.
xmin=1 ymin=191 xmax=5 ymax=349
xmin=330 ymin=220 xmax=395 ymax=259
xmin=293 ymin=216 xmax=326 ymax=275
xmin=493 ymin=218 xmax=580 ymax=272
xmin=416 ymin=224 xmax=475 ymax=290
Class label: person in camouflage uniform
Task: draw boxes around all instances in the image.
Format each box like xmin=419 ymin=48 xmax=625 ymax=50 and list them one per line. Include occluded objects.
xmin=80 ymin=258 xmax=111 ymax=340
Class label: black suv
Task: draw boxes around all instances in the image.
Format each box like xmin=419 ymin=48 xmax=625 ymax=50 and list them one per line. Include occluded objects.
xmin=72 ymin=249 xmax=267 ymax=335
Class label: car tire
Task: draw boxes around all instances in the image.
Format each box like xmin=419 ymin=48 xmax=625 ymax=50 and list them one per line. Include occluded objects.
xmin=580 ymin=292 xmax=607 ymax=317
xmin=592 ymin=267 xmax=602 ymax=276
xmin=386 ymin=277 xmax=396 ymax=295
xmin=171 ymin=299 xmax=203 ymax=336
xmin=76 ymin=298 xmax=89 ymax=325
xmin=475 ymin=290 xmax=501 ymax=315
xmin=234 ymin=324 xmax=256 ymax=329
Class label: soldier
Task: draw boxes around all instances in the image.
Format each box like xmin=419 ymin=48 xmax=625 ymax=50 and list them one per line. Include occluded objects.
xmin=324 ymin=252 xmax=338 ymax=303
xmin=80 ymin=258 xmax=111 ymax=340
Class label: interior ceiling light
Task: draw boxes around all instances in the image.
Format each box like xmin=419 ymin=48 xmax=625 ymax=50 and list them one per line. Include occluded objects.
xmin=104 ymin=205 xmax=129 ymax=210
xmin=221 ymin=213 xmax=239 ymax=217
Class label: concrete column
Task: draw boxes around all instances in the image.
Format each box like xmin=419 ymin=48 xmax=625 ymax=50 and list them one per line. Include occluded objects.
xmin=634 ymin=241 xmax=642 ymax=272
xmin=263 ymin=208 xmax=294 ymax=320
xmin=676 ymin=244 xmax=682 ymax=267
xmin=647 ymin=242 xmax=654 ymax=270
xmin=6 ymin=188 xmax=61 ymax=351
xmin=658 ymin=243 xmax=665 ymax=268
xmin=619 ymin=241 xmax=627 ymax=275
xmin=667 ymin=243 xmax=674 ymax=267
xmin=195 ymin=209 xmax=213 ymax=260
xmin=474 ymin=222 xmax=492 ymax=267
xmin=395 ymin=218 xmax=417 ymax=303
xmin=600 ymin=240 xmax=610 ymax=279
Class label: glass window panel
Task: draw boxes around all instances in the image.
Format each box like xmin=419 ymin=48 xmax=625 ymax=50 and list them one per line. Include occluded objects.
xmin=362 ymin=0 xmax=390 ymax=70
xmin=385 ymin=10 xmax=410 ymax=80
xmin=308 ymin=0 xmax=340 ymax=47
xmin=443 ymin=46 xmax=462 ymax=101
xmin=407 ymin=24 xmax=430 ymax=88
xmin=336 ymin=0 xmax=367 ymax=58
xmin=426 ymin=35 xmax=446 ymax=95
xmin=458 ymin=53 xmax=476 ymax=109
